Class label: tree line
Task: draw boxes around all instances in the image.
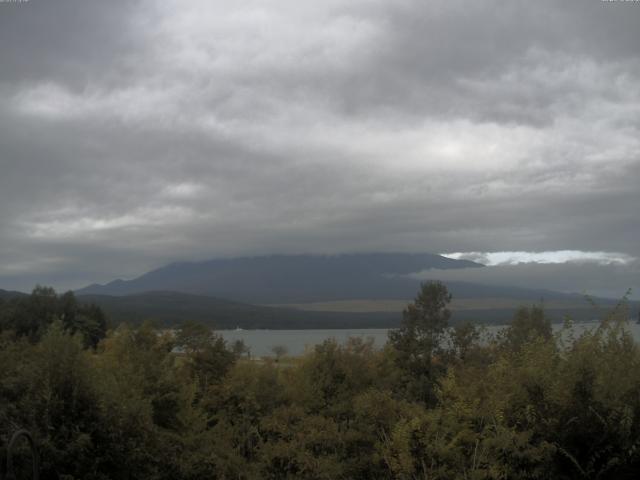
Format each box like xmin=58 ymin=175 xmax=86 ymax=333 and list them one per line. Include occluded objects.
xmin=1 ymin=283 xmax=639 ymax=479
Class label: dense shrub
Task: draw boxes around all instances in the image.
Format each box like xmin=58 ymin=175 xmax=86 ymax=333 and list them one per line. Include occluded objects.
xmin=2 ymin=284 xmax=640 ymax=479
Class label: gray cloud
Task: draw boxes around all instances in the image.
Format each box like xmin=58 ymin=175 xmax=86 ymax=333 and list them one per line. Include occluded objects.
xmin=0 ymin=0 xmax=144 ymax=86
xmin=1 ymin=0 xmax=639 ymax=291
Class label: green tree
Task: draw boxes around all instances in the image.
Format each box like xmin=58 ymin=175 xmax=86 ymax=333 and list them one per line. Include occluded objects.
xmin=7 ymin=286 xmax=58 ymax=340
xmin=450 ymin=321 xmax=480 ymax=361
xmin=59 ymin=291 xmax=107 ymax=348
xmin=503 ymin=305 xmax=552 ymax=352
xmin=0 ymin=287 xmax=106 ymax=346
xmin=175 ymin=321 xmax=237 ymax=393
xmin=388 ymin=281 xmax=452 ymax=404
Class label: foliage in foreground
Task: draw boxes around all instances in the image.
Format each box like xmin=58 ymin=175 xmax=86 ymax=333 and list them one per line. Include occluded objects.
xmin=1 ymin=283 xmax=640 ymax=479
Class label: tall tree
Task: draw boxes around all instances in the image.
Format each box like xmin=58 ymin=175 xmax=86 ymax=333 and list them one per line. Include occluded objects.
xmin=388 ymin=281 xmax=452 ymax=404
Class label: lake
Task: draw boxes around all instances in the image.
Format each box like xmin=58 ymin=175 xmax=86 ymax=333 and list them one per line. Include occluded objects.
xmin=219 ymin=320 xmax=640 ymax=357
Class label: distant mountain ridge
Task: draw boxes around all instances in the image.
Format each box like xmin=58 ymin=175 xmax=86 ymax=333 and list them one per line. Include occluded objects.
xmin=76 ymin=253 xmax=483 ymax=303
xmin=0 ymin=289 xmax=27 ymax=300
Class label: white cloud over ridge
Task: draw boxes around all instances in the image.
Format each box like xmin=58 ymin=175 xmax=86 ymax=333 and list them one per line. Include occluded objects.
xmin=443 ymin=251 xmax=637 ymax=266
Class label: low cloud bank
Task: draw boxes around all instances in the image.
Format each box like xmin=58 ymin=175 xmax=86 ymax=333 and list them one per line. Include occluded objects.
xmin=413 ymin=260 xmax=640 ymax=300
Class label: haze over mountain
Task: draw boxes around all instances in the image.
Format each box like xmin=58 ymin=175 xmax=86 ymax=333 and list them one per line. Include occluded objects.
xmin=76 ymin=252 xmax=611 ymax=306
xmin=77 ymin=253 xmax=483 ymax=303
xmin=8 ymin=248 xmax=637 ymax=328
xmin=73 ymin=252 xmax=640 ymax=327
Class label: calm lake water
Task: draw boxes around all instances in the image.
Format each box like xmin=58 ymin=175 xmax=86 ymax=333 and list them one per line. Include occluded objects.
xmin=219 ymin=320 xmax=640 ymax=357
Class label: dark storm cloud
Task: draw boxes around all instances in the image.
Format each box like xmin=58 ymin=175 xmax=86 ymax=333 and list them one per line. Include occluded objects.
xmin=0 ymin=0 xmax=639 ymax=291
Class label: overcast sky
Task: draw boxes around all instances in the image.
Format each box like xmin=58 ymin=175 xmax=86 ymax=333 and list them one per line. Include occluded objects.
xmin=1 ymin=0 xmax=639 ymax=295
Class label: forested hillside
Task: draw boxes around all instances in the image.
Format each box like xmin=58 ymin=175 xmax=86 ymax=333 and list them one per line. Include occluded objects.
xmin=2 ymin=283 xmax=640 ymax=479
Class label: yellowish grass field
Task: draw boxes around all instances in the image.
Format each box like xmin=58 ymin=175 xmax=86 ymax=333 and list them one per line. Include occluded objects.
xmin=265 ymin=298 xmax=587 ymax=313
